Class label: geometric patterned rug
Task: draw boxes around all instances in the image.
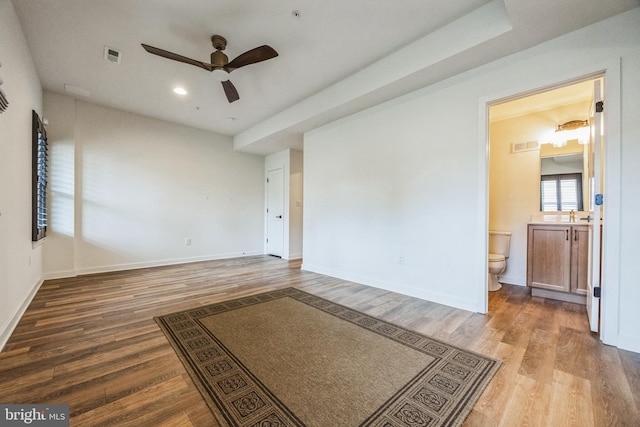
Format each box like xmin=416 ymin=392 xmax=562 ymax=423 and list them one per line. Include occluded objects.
xmin=155 ymin=287 xmax=500 ymax=426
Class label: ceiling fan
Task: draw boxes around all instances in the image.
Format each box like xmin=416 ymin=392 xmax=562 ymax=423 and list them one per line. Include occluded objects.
xmin=141 ymin=35 xmax=278 ymax=103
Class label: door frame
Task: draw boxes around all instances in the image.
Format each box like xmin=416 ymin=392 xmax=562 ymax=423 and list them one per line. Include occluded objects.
xmin=478 ymin=59 xmax=621 ymax=346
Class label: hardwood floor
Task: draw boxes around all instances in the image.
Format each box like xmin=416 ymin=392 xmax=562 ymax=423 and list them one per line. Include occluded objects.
xmin=1 ymin=255 xmax=638 ymax=426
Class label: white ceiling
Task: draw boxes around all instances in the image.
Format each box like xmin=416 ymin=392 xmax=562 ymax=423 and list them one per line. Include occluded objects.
xmin=490 ymin=79 xmax=595 ymax=122
xmin=12 ymin=0 xmax=639 ymax=155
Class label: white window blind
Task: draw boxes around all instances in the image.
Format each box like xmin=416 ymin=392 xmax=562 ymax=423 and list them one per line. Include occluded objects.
xmin=540 ymin=173 xmax=583 ymax=212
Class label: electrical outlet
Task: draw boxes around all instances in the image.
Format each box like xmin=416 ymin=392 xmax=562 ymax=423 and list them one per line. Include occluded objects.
xmin=185 ymin=238 xmax=191 ymax=246
xmin=398 ymin=256 xmax=405 ymax=265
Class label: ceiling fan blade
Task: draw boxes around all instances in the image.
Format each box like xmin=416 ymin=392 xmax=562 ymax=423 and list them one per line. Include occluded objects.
xmin=225 ymin=45 xmax=278 ymax=71
xmin=141 ymin=44 xmax=213 ymax=71
xmin=221 ymin=80 xmax=239 ymax=103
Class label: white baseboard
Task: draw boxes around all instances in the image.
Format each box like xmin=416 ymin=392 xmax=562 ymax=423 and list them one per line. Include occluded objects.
xmin=43 ymin=269 xmax=78 ymax=280
xmin=617 ymin=334 xmax=640 ymax=354
xmin=301 ymin=263 xmax=478 ymax=313
xmin=53 ymin=251 xmax=264 ymax=278
xmin=0 ymin=277 xmax=44 ymax=352
xmin=498 ymin=274 xmax=526 ymax=287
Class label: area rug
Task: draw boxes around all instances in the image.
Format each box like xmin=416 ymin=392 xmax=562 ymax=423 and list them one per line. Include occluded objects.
xmin=155 ymin=288 xmax=500 ymax=426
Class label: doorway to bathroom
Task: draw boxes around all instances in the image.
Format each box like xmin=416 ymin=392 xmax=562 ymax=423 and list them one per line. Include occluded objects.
xmin=486 ymin=75 xmax=607 ymax=334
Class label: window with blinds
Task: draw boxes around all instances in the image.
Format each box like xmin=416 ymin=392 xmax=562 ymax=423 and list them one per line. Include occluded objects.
xmin=32 ymin=110 xmax=48 ymax=241
xmin=540 ymin=173 xmax=583 ymax=212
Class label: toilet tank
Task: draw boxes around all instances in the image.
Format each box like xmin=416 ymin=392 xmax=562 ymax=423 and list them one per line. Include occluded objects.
xmin=489 ymin=231 xmax=511 ymax=258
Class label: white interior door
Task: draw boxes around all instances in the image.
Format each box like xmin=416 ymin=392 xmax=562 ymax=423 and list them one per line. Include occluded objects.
xmin=586 ymin=79 xmax=603 ymax=333
xmin=267 ymin=168 xmax=284 ymax=257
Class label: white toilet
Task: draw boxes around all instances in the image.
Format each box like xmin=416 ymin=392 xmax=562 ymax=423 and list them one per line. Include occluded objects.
xmin=488 ymin=231 xmax=511 ymax=292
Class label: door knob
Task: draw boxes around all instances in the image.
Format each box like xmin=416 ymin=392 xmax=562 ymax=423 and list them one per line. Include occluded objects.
xmin=276 ymin=215 xmax=282 ymax=219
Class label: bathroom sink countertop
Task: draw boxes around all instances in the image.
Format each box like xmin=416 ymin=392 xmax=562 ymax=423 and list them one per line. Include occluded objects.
xmin=527 ymin=221 xmax=593 ymax=226
xmin=528 ymin=213 xmax=600 ymax=225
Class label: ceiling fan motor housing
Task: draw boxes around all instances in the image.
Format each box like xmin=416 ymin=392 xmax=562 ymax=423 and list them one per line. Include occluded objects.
xmin=210 ymin=50 xmax=228 ymax=68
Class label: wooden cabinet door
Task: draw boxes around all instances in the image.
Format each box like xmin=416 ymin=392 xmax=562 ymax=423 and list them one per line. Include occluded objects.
xmin=527 ymin=225 xmax=571 ymax=292
xmin=570 ymin=225 xmax=590 ymax=295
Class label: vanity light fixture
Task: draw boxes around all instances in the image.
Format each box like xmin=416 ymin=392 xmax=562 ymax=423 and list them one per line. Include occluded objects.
xmin=547 ymin=119 xmax=590 ymax=147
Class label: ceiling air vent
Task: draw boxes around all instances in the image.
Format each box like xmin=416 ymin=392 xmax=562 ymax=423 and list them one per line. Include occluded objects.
xmin=104 ymin=46 xmax=122 ymax=64
xmin=511 ymin=141 xmax=539 ymax=154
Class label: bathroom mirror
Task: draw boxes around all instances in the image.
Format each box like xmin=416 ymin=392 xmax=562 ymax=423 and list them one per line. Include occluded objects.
xmin=539 ymin=141 xmax=588 ymax=212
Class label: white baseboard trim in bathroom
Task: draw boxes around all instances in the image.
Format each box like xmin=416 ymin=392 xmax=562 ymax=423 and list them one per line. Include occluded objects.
xmin=498 ymin=274 xmax=526 ymax=287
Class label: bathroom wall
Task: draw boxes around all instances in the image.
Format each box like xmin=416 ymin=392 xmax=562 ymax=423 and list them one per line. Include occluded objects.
xmin=489 ymin=100 xmax=592 ymax=286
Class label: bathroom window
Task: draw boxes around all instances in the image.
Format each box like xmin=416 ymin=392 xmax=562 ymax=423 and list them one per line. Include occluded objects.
xmin=540 ymin=173 xmax=583 ymax=212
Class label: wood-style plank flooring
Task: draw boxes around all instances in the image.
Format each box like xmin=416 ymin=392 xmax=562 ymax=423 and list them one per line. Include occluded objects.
xmin=1 ymin=256 xmax=638 ymax=426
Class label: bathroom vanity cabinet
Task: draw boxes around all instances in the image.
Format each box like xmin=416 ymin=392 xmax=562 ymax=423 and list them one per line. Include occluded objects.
xmin=526 ymin=223 xmax=589 ymax=303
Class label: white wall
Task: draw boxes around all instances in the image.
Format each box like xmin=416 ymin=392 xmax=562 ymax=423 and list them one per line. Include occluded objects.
xmin=489 ymin=117 xmax=540 ymax=286
xmin=289 ymin=149 xmax=304 ymax=259
xmin=303 ymin=9 xmax=640 ymax=352
xmin=304 ymin=88 xmax=484 ymax=311
xmin=617 ymin=18 xmax=640 ymax=351
xmin=42 ymin=92 xmax=76 ymax=276
xmin=43 ymin=95 xmax=265 ymax=276
xmin=0 ymin=0 xmax=44 ymax=348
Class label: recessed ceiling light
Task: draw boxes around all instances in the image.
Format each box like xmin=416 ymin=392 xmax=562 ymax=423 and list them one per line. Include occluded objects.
xmin=173 ymin=87 xmax=187 ymax=95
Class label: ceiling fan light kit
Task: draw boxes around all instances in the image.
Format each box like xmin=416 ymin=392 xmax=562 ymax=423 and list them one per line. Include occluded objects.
xmin=212 ymin=69 xmax=229 ymax=82
xmin=141 ymin=34 xmax=278 ymax=103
